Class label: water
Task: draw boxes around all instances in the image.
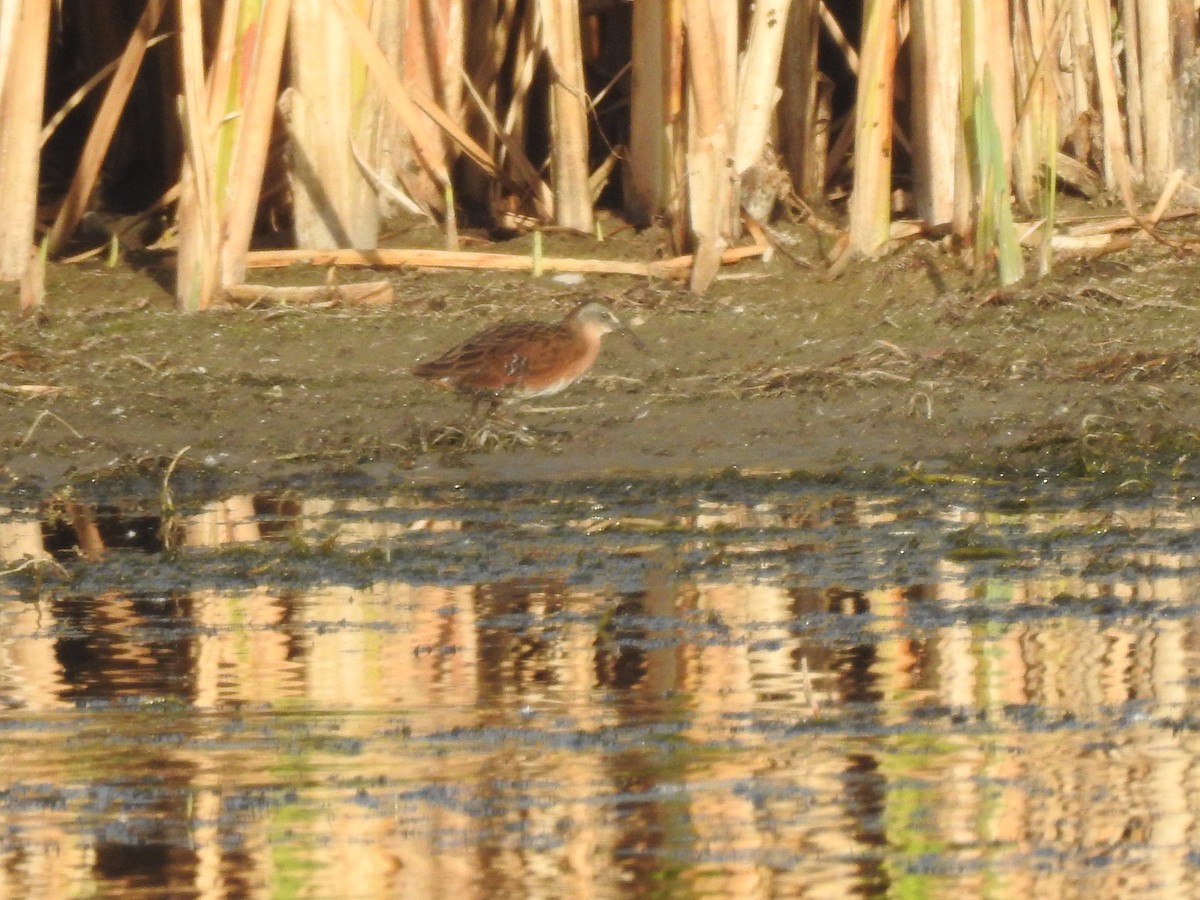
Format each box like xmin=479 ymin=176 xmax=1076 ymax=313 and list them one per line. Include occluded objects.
xmin=3 ymin=475 xmax=1200 ymax=897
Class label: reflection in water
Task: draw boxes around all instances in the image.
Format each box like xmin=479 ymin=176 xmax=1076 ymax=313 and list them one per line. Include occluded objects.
xmin=2 ymin=481 xmax=1200 ymax=896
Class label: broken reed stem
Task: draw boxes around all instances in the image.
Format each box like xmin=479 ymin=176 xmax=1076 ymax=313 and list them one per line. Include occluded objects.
xmin=778 ymin=0 xmax=824 ymax=203
xmin=19 ymin=239 xmax=45 ymax=311
xmin=626 ymin=0 xmax=668 ymax=222
xmin=399 ymin=0 xmax=459 ymax=220
xmin=978 ymin=0 xmax=1015 ymax=178
xmin=222 ymin=281 xmax=394 ymax=307
xmin=20 ymin=410 xmax=84 ymax=447
xmin=1085 ymin=0 xmax=1134 ymax=206
xmin=1120 ymin=0 xmax=1144 ymax=181
xmin=733 ymin=0 xmax=793 ymax=177
xmin=174 ymin=0 xmax=218 ymax=312
xmin=46 ymin=0 xmax=168 ymax=257
xmin=459 ymin=63 xmax=553 ymax=218
xmin=1136 ymin=0 xmax=1172 ymax=189
xmin=176 ymin=0 xmax=288 ymax=308
xmin=289 ymin=0 xmax=379 ymax=249
xmin=0 ymin=4 xmax=17 ymax=107
xmin=537 ymin=0 xmax=594 ymax=231
xmin=220 ymin=0 xmax=290 ymax=283
xmin=909 ymin=0 xmax=960 ymax=226
xmin=682 ymin=0 xmax=735 ymax=292
xmin=328 ymin=0 xmax=495 ymax=182
xmin=40 ymin=33 xmax=171 ymax=148
xmin=847 ymin=0 xmax=898 ymax=258
xmin=963 ymin=0 xmax=1024 ymax=285
xmin=502 ymin=1 xmax=539 ymax=181
xmin=0 ymin=0 xmax=51 ymax=281
xmin=243 ymin=242 xmax=768 ymax=278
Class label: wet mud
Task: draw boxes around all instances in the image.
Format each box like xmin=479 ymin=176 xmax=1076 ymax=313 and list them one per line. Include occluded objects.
xmin=1 ymin=223 xmax=1200 ymax=500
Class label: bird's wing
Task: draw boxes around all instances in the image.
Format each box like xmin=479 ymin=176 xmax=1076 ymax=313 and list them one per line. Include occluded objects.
xmin=415 ymin=322 xmax=562 ymax=390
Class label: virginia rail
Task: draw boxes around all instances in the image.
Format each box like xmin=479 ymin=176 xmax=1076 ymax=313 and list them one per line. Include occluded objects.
xmin=413 ymin=300 xmax=643 ymax=416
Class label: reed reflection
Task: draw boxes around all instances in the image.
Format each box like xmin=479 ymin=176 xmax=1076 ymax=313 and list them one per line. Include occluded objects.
xmin=0 ymin=487 xmax=1199 ymax=897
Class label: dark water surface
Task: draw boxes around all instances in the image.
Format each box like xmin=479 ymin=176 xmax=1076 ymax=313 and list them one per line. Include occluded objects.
xmin=3 ymin=474 xmax=1200 ymax=897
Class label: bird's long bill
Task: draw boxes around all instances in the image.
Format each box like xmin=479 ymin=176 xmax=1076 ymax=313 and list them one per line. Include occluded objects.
xmin=619 ymin=324 xmax=647 ymax=352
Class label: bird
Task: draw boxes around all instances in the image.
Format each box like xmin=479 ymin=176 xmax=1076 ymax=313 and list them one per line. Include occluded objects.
xmin=413 ymin=300 xmax=644 ymax=417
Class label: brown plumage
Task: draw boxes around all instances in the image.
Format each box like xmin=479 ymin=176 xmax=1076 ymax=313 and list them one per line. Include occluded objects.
xmin=413 ymin=300 xmax=643 ymax=416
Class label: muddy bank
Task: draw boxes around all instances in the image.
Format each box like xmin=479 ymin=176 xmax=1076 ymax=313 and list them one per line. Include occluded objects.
xmin=3 ymin=224 xmax=1200 ymax=501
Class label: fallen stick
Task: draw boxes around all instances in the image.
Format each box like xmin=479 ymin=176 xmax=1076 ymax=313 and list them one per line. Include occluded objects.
xmin=221 ymin=281 xmax=395 ymax=307
xmin=1148 ymin=168 xmax=1185 ymax=224
xmin=1047 ymin=232 xmax=1143 ymax=253
xmin=1037 ymin=207 xmax=1199 ymax=237
xmin=243 ymin=244 xmax=769 ymax=279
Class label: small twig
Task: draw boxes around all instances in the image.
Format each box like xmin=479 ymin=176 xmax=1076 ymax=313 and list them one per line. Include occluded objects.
xmin=350 ymin=135 xmax=426 ymax=217
xmin=871 ymin=339 xmax=912 ymax=361
xmin=160 ymin=445 xmax=191 ymax=515
xmin=0 ymin=383 xmax=62 ymax=398
xmin=19 ymin=410 xmax=83 ymax=447
xmin=0 ymin=556 xmax=70 ymax=579
xmin=850 ymin=369 xmax=912 ymax=384
xmin=122 ymin=353 xmax=162 ymax=373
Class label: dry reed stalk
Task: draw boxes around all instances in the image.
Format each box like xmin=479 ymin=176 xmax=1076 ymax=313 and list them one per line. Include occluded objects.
xmin=244 ymin=242 xmax=768 ymax=278
xmin=537 ymin=0 xmax=594 ymax=232
xmin=222 ymin=281 xmax=394 ymax=306
xmin=1135 ymin=0 xmax=1171 ymax=185
xmin=627 ymin=0 xmax=672 ymax=223
xmin=1120 ymin=0 xmax=1144 ymax=180
xmin=818 ymin=1 xmax=859 ymax=69
xmin=909 ymin=0 xmax=961 ymax=226
xmin=432 ymin=0 xmax=467 ymax=167
xmin=1012 ymin=1 xmax=1038 ymax=204
xmin=978 ymin=1 xmax=1015 ymax=175
xmin=682 ymin=0 xmax=735 ymax=292
xmin=175 ymin=0 xmax=290 ymax=308
xmin=363 ymin=0 xmax=416 ymax=220
xmin=847 ymin=0 xmax=898 ymax=258
xmin=398 ymin=0 xmax=458 ymax=217
xmin=220 ymin=0 xmax=290 ymax=283
xmin=962 ymin=0 xmax=1024 ymax=284
xmin=18 ymin=241 xmax=44 ymax=311
xmin=1172 ymin=0 xmax=1200 ymax=176
xmin=0 ymin=0 xmax=50 ymax=281
xmin=288 ymin=0 xmax=380 ymax=249
xmin=205 ymin=0 xmax=243 ymax=155
xmin=460 ymin=67 xmax=553 ymax=218
xmin=1085 ymin=0 xmax=1134 ymax=206
xmin=175 ymin=0 xmax=219 ymax=311
xmin=0 ymin=2 xmax=18 ymax=106
xmin=778 ymin=0 xmax=824 ymax=201
xmin=664 ymin=0 xmax=687 ymax=249
xmin=714 ymin=0 xmax=737 ymax=112
xmin=1063 ymin=204 xmax=1194 ymax=235
xmin=174 ymin=0 xmax=244 ymax=311
xmin=461 ymin=0 xmax=503 ymax=210
xmin=326 ymin=0 xmax=497 ymax=193
xmin=1148 ymin=168 xmax=1185 ymax=223
xmin=40 ymin=33 xmax=172 ymax=148
xmin=1015 ymin=0 xmax=1067 ymax=274
xmin=500 ymin=1 xmax=538 ymax=173
xmin=733 ymin=0 xmax=792 ymax=178
xmin=1066 ymin=0 xmax=1092 ymax=136
xmin=47 ymin=0 xmax=168 ymax=257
